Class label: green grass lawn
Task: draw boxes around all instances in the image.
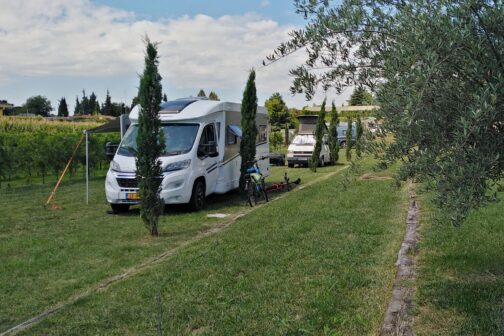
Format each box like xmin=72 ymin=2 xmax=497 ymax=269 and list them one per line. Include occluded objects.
xmin=1 ymin=158 xmax=410 ymax=335
xmin=414 ymin=194 xmax=504 ymax=335
xmin=0 ymin=163 xmax=345 ymax=333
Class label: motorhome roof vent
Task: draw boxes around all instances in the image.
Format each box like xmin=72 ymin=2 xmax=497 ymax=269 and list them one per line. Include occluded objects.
xmin=160 ymin=99 xmax=199 ymax=114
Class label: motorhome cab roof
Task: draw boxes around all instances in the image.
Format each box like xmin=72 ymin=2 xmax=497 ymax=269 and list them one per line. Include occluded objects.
xmin=129 ymin=97 xmax=267 ymax=122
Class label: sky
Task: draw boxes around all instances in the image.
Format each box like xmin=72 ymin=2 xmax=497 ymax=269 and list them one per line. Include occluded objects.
xmin=0 ymin=0 xmax=352 ymax=114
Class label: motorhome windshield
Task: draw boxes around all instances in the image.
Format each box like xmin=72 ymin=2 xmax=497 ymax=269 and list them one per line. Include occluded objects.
xmin=292 ymin=134 xmax=315 ymax=145
xmin=117 ymin=123 xmax=200 ymax=157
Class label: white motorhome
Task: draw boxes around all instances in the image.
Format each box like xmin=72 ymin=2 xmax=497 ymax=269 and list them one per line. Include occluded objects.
xmin=105 ymin=98 xmax=269 ymax=212
xmin=287 ymin=115 xmax=330 ymax=167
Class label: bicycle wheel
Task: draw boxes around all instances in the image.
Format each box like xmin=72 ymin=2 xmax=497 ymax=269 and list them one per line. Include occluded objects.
xmin=245 ymin=179 xmax=254 ymax=207
xmin=261 ymin=179 xmax=269 ymax=202
xmin=249 ymin=180 xmax=259 ymax=205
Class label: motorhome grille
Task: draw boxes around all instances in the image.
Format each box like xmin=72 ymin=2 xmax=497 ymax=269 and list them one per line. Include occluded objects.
xmin=116 ymin=178 xmax=138 ymax=188
xmin=294 ymin=151 xmax=312 ymax=154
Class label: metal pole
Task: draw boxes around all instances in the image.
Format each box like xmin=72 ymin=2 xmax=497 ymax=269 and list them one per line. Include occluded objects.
xmin=120 ymin=114 xmax=124 ymax=140
xmin=86 ymin=131 xmax=89 ymax=205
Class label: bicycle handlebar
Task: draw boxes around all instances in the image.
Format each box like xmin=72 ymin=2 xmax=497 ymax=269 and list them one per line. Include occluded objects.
xmin=246 ymin=156 xmax=269 ymax=164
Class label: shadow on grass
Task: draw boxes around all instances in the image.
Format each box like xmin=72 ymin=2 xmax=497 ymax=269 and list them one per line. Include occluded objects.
xmin=421 ymin=248 xmax=504 ymax=335
xmin=110 ymin=190 xmax=248 ymax=217
xmin=424 ymin=277 xmax=504 ymax=335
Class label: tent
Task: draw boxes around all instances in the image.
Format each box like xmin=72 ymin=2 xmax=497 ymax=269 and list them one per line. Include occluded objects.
xmin=84 ymin=114 xmax=130 ymax=204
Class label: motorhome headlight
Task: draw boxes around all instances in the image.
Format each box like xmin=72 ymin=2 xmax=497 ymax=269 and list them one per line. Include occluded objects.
xmin=287 ymin=150 xmax=294 ymax=155
xmin=110 ymin=160 xmax=121 ymax=172
xmin=163 ymin=159 xmax=191 ymax=172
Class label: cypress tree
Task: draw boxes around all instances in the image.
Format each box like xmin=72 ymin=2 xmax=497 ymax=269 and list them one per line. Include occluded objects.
xmin=310 ymin=99 xmax=326 ymax=172
xmin=81 ymin=90 xmax=89 ymax=115
xmin=328 ymin=101 xmax=339 ymax=164
xmin=346 ymin=117 xmax=353 ymax=161
xmin=355 ymin=116 xmax=363 ymax=158
xmin=136 ymin=39 xmax=165 ymax=236
xmin=95 ymin=101 xmax=101 ymax=115
xmin=74 ymin=97 xmax=81 ymax=115
xmin=208 ymin=91 xmax=220 ymax=101
xmin=163 ymin=93 xmax=168 ymax=102
xmin=89 ymin=92 xmax=98 ymax=115
xmin=58 ymin=97 xmax=69 ymax=117
xmin=197 ymin=89 xmax=206 ymax=97
xmin=239 ymin=70 xmax=258 ymax=191
xmin=102 ymin=90 xmax=113 ymax=116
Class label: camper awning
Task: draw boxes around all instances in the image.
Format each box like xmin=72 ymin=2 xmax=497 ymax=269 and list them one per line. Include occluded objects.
xmin=228 ymin=125 xmax=242 ymax=138
xmin=86 ymin=115 xmax=130 ymax=134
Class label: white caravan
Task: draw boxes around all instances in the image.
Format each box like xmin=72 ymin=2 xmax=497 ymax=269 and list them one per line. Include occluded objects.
xmin=287 ymin=115 xmax=330 ymax=167
xmin=105 ymin=98 xmax=270 ymax=212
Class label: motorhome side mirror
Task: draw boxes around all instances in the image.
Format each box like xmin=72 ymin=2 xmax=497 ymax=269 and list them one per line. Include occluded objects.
xmin=105 ymin=142 xmax=119 ymax=161
xmin=198 ymin=142 xmax=219 ymax=158
xmin=207 ymin=141 xmax=219 ymax=157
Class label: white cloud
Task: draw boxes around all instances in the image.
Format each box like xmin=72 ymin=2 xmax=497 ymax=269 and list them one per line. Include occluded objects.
xmin=0 ymin=0 xmax=347 ymax=108
xmin=260 ymin=0 xmax=271 ymax=7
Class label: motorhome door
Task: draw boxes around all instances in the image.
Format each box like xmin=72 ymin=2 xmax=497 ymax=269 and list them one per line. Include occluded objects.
xmin=198 ymin=123 xmax=219 ymax=194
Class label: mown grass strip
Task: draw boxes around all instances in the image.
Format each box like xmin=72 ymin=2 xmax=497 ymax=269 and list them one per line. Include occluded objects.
xmin=414 ymin=192 xmax=504 ymax=335
xmin=1 ymin=166 xmax=348 ymax=336
xmin=19 ymin=164 xmax=408 ymax=335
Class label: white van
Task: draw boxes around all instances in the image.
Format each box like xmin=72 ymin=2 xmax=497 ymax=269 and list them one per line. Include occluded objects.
xmin=286 ymin=115 xmax=330 ymax=167
xmin=105 ymin=98 xmax=270 ymax=212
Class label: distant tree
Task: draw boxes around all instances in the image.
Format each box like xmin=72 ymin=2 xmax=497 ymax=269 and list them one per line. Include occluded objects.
xmin=102 ymin=90 xmax=113 ymax=116
xmin=74 ymin=97 xmax=81 ymax=116
xmin=239 ymin=70 xmax=258 ymax=191
xmin=197 ymin=89 xmax=206 ymax=98
xmin=269 ymin=131 xmax=283 ymax=150
xmin=57 ymin=97 xmax=69 ymax=117
xmin=208 ymin=91 xmax=220 ymax=101
xmin=131 ymin=96 xmax=139 ymax=109
xmin=288 ymin=107 xmax=300 ymax=130
xmin=265 ymin=93 xmax=289 ymax=126
xmin=163 ymin=93 xmax=168 ymax=102
xmin=346 ymin=117 xmax=353 ymax=161
xmin=348 ymin=87 xmax=374 ymax=106
xmin=23 ymin=95 xmax=52 ymax=117
xmin=89 ymin=92 xmax=98 ymax=115
xmin=81 ymin=90 xmax=90 ymax=115
xmin=265 ymin=92 xmax=290 ymax=146
xmin=112 ymin=103 xmax=125 ymax=116
xmin=328 ymin=101 xmax=339 ymax=164
xmin=355 ymin=116 xmax=363 ymax=158
xmin=310 ymin=99 xmax=326 ymax=171
xmin=136 ymin=38 xmax=165 ymax=237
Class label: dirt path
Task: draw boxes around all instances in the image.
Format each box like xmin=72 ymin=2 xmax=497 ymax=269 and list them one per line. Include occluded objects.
xmin=380 ymin=182 xmax=420 ymax=336
xmin=1 ymin=166 xmax=348 ymax=336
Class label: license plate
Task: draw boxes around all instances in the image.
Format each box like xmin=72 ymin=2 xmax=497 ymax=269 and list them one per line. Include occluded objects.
xmin=127 ymin=193 xmax=140 ymax=200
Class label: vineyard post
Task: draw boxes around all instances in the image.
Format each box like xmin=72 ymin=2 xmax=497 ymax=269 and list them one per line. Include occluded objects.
xmin=86 ymin=130 xmax=89 ymax=205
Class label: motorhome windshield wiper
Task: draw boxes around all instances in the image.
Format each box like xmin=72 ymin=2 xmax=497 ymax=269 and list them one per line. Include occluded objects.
xmin=163 ymin=150 xmax=183 ymax=156
xmin=120 ymin=145 xmax=137 ymax=154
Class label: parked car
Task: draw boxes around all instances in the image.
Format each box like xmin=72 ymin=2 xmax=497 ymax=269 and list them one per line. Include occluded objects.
xmin=287 ymin=115 xmax=331 ymax=168
xmin=336 ymin=122 xmax=356 ymax=148
xmin=287 ymin=133 xmax=331 ymax=167
xmin=269 ymin=152 xmax=285 ymax=166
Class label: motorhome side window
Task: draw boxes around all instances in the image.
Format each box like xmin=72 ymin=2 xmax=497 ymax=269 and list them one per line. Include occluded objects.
xmin=258 ymin=125 xmax=267 ymax=143
xmin=226 ymin=125 xmax=242 ymax=145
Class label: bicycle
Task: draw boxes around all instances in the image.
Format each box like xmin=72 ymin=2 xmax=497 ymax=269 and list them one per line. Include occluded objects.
xmin=264 ymin=172 xmax=301 ymax=193
xmin=244 ymin=158 xmax=269 ymax=207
